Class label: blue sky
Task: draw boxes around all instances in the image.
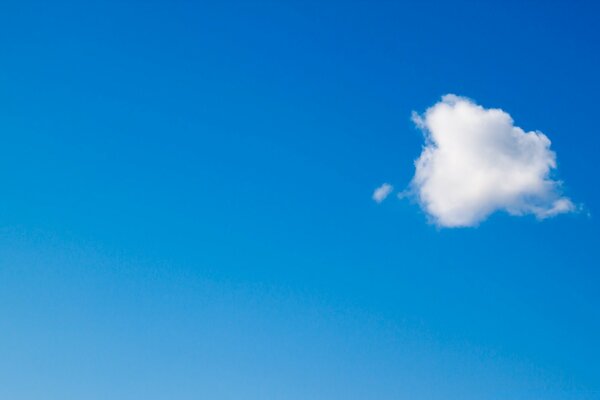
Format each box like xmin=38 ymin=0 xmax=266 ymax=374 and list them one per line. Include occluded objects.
xmin=0 ymin=1 xmax=599 ymax=399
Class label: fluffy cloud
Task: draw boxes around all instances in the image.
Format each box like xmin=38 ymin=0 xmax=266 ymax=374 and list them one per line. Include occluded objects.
xmin=409 ymin=94 xmax=574 ymax=227
xmin=373 ymin=183 xmax=393 ymax=203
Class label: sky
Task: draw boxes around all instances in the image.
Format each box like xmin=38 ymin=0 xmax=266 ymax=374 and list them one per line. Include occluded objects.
xmin=0 ymin=1 xmax=599 ymax=399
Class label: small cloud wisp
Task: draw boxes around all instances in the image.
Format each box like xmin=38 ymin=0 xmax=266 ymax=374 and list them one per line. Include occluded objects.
xmin=373 ymin=183 xmax=393 ymax=204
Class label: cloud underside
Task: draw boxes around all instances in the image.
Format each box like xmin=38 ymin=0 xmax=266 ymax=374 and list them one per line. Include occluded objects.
xmin=410 ymin=95 xmax=574 ymax=227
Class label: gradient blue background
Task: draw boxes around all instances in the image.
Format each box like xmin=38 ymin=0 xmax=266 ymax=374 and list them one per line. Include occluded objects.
xmin=1 ymin=1 xmax=599 ymax=399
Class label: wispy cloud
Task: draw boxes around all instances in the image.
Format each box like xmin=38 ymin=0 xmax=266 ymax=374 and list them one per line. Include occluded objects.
xmin=373 ymin=183 xmax=393 ymax=204
xmin=408 ymin=94 xmax=574 ymax=227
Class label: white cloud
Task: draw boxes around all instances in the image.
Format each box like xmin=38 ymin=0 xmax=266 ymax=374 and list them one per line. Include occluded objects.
xmin=373 ymin=183 xmax=393 ymax=203
xmin=409 ymin=94 xmax=574 ymax=227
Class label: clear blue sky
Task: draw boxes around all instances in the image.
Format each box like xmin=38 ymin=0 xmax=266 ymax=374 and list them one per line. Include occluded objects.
xmin=1 ymin=1 xmax=599 ymax=399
